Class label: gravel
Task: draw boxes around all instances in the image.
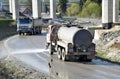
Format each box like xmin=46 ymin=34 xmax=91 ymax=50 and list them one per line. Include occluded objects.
xmin=95 ymin=30 xmax=120 ymax=63
xmin=99 ymin=30 xmax=120 ymax=44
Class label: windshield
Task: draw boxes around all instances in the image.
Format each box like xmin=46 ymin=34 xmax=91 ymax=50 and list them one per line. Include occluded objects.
xmin=18 ymin=18 xmax=30 ymax=24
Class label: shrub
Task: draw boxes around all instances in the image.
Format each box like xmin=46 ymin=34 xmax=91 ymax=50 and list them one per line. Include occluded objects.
xmin=80 ymin=1 xmax=101 ymax=18
xmin=66 ymin=3 xmax=80 ymax=16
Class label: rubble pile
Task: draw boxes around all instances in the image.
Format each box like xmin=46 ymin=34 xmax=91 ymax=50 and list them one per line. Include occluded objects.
xmin=100 ymin=30 xmax=120 ymax=44
xmin=96 ymin=30 xmax=120 ymax=63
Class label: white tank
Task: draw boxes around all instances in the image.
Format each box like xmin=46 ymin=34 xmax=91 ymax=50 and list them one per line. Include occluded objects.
xmin=57 ymin=26 xmax=93 ymax=47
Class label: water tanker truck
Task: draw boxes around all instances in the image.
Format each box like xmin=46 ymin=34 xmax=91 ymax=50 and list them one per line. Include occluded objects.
xmin=46 ymin=23 xmax=96 ymax=61
xmin=17 ymin=17 xmax=43 ymax=35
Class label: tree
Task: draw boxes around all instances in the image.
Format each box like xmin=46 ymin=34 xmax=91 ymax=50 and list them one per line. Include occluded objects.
xmin=91 ymin=0 xmax=102 ymax=4
xmin=67 ymin=3 xmax=80 ymax=16
xmin=79 ymin=0 xmax=86 ymax=11
xmin=59 ymin=0 xmax=68 ymax=14
xmin=119 ymin=0 xmax=120 ymax=10
xmin=80 ymin=0 xmax=101 ymax=18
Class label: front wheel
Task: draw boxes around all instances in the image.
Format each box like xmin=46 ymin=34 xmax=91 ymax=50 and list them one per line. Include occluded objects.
xmin=57 ymin=47 xmax=62 ymax=59
xmin=87 ymin=59 xmax=92 ymax=62
xmin=18 ymin=32 xmax=21 ymax=35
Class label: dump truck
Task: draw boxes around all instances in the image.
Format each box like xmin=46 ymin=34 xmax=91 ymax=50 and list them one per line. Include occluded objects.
xmin=46 ymin=23 xmax=96 ymax=61
xmin=17 ymin=17 xmax=43 ymax=35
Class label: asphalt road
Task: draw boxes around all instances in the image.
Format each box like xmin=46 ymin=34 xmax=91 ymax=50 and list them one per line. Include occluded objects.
xmin=1 ymin=32 xmax=120 ymax=79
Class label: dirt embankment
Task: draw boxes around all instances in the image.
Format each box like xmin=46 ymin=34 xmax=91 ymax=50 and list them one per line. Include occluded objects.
xmin=0 ymin=20 xmax=17 ymax=40
xmin=95 ymin=26 xmax=120 ymax=63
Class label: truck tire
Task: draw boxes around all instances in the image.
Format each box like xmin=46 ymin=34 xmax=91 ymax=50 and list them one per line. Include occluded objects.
xmin=87 ymin=59 xmax=92 ymax=62
xmin=18 ymin=32 xmax=21 ymax=35
xmin=62 ymin=49 xmax=69 ymax=61
xmin=39 ymin=27 xmax=42 ymax=34
xmin=49 ymin=43 xmax=53 ymax=55
xmin=57 ymin=47 xmax=62 ymax=59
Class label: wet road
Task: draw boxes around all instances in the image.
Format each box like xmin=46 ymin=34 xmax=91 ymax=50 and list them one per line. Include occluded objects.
xmin=2 ymin=32 xmax=120 ymax=79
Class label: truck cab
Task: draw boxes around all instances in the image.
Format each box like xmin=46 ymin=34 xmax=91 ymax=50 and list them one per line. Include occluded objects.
xmin=17 ymin=17 xmax=32 ymax=35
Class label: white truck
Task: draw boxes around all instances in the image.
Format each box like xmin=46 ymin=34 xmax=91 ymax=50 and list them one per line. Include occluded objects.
xmin=46 ymin=23 xmax=96 ymax=61
xmin=17 ymin=17 xmax=43 ymax=35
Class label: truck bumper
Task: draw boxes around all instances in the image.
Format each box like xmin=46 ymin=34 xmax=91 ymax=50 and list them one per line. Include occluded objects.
xmin=67 ymin=51 xmax=96 ymax=58
xmin=17 ymin=28 xmax=33 ymax=33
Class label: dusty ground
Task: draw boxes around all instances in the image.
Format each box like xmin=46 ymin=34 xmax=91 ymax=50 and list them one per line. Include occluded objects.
xmin=0 ymin=56 xmax=54 ymax=79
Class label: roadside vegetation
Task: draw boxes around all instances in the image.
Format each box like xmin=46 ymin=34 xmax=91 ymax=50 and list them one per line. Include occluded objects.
xmin=0 ymin=18 xmax=16 ymax=40
xmin=0 ymin=18 xmax=14 ymax=26
xmin=57 ymin=0 xmax=102 ymax=18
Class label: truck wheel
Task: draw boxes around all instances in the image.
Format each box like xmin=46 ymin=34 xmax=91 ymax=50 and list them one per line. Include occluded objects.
xmin=62 ymin=49 xmax=69 ymax=61
xmin=22 ymin=33 xmax=25 ymax=35
xmin=39 ymin=27 xmax=42 ymax=34
xmin=31 ymin=30 xmax=34 ymax=35
xmin=87 ymin=59 xmax=92 ymax=62
xmin=49 ymin=43 xmax=53 ymax=55
xmin=18 ymin=32 xmax=21 ymax=35
xmin=57 ymin=47 xmax=62 ymax=59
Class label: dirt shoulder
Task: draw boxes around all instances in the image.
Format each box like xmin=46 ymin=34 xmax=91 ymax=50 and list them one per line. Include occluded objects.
xmin=0 ymin=56 xmax=54 ymax=79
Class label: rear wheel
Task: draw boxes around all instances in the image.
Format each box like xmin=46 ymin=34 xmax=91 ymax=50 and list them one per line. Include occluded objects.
xmin=39 ymin=27 xmax=42 ymax=34
xmin=57 ymin=47 xmax=62 ymax=59
xmin=18 ymin=32 xmax=21 ymax=35
xmin=87 ymin=59 xmax=92 ymax=62
xmin=62 ymin=49 xmax=69 ymax=61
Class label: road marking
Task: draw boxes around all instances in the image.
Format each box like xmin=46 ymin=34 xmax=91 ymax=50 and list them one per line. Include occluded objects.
xmin=4 ymin=35 xmax=19 ymax=59
xmin=4 ymin=35 xmax=18 ymax=51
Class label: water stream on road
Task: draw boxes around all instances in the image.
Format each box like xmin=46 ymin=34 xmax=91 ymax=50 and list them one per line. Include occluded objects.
xmin=8 ymin=48 xmax=50 ymax=73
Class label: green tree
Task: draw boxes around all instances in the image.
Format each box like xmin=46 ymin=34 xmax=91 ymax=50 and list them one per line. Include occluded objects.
xmin=119 ymin=0 xmax=120 ymax=10
xmin=67 ymin=3 xmax=80 ymax=16
xmin=59 ymin=0 xmax=68 ymax=14
xmin=80 ymin=0 xmax=101 ymax=18
xmin=79 ymin=0 xmax=86 ymax=11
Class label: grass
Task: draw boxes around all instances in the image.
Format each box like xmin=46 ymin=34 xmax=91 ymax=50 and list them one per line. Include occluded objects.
xmin=96 ymin=50 xmax=106 ymax=58
xmin=0 ymin=18 xmax=17 ymax=40
xmin=0 ymin=18 xmax=14 ymax=22
xmin=0 ymin=18 xmax=15 ymax=27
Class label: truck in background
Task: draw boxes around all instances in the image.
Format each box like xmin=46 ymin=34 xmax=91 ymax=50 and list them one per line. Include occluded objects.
xmin=46 ymin=22 xmax=96 ymax=61
xmin=17 ymin=17 xmax=42 ymax=35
